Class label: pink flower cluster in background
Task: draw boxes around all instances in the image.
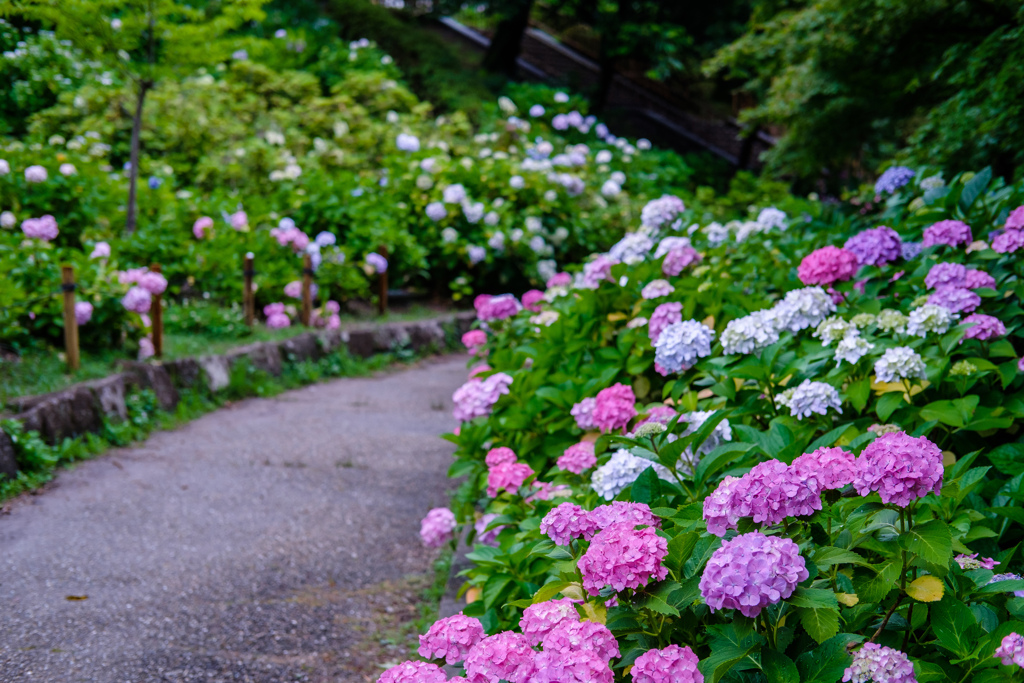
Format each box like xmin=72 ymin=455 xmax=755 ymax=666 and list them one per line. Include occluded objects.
xmin=263 ymin=302 xmax=291 ymax=329
xmin=21 ymin=215 xmax=58 ymax=241
xmin=419 ymin=507 xmax=457 ymax=548
xmin=452 ymin=372 xmax=513 ymax=422
xmin=631 ymin=645 xmax=704 ymax=683
xmin=851 ymin=431 xmax=943 ymax=507
xmin=578 ymin=521 xmax=667 ymax=595
xmin=591 ymin=383 xmax=637 ymax=432
xmin=797 ymin=246 xmax=858 ymax=286
xmin=475 ymin=293 xmax=521 ymax=321
xmin=418 ymin=614 xmax=485 ymax=664
xmin=557 ymin=442 xmax=596 ymax=473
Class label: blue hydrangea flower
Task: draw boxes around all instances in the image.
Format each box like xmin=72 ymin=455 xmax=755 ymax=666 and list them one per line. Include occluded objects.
xmin=874 ymin=166 xmax=915 ymax=194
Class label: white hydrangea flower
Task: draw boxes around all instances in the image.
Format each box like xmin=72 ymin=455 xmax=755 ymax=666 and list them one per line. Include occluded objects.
xmin=591 ymin=449 xmax=668 ymax=501
xmin=441 ymin=227 xmax=459 ymax=244
xmin=442 ymin=184 xmax=466 ymax=204
xmin=467 ymin=245 xmax=486 ymax=264
xmin=654 ymin=320 xmax=715 ymax=374
xmin=536 ymin=259 xmax=557 ymax=283
xmin=874 ymin=346 xmax=926 ymax=383
xmin=525 ymin=216 xmax=543 ymax=233
xmin=675 ymin=410 xmax=733 ymax=474
xmin=835 ymin=333 xmax=874 ymax=365
xmin=906 ymin=304 xmax=956 ymax=337
xmin=488 ymin=232 xmax=505 ymax=251
xmin=734 ymin=221 xmax=761 ymax=243
xmin=530 ymin=310 xmax=559 ymax=327
xmin=705 ymin=222 xmax=730 ymax=247
xmin=395 ymin=133 xmax=420 ymax=152
xmin=814 ymin=316 xmax=853 ymax=346
xmin=543 ymin=190 xmax=558 ymax=202
xmin=721 ymin=309 xmax=781 ymax=355
xmin=608 ymin=232 xmax=653 ymax=265
xmin=626 ymin=317 xmax=648 ymax=329
xmin=876 ymin=309 xmax=909 ymax=334
xmin=462 ymin=201 xmax=485 ymax=223
xmin=484 ymin=211 xmax=500 ymax=226
xmin=654 ymin=235 xmax=692 ymax=259
xmin=773 ymin=287 xmax=836 ymax=333
xmin=601 ymin=180 xmax=621 ymax=197
xmin=756 ymin=207 xmax=787 ymax=231
xmin=775 ymin=380 xmax=842 ymax=419
xmin=595 ymin=150 xmax=613 ymax=164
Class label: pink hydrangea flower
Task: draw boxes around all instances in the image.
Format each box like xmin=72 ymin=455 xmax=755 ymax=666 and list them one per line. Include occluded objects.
xmin=90 ymin=242 xmax=111 ymax=259
xmin=546 ymin=272 xmax=572 ymax=288
xmin=1007 ymin=206 xmax=1024 ymax=230
xmin=263 ymin=302 xmax=291 ymax=329
xmin=852 ymin=431 xmax=943 ymax=507
xmin=578 ymin=522 xmax=668 ymax=595
xmin=464 ymin=631 xmax=536 ymax=683
xmin=924 ymin=262 xmax=967 ymax=289
xmin=702 ymin=475 xmax=745 ymax=537
xmin=469 ymin=363 xmax=491 ymax=377
xmin=994 ymin=632 xmax=1024 ymax=668
xmin=138 ymin=271 xmax=167 ymax=295
xmin=965 ymin=269 xmax=996 ymax=290
xmin=74 ymin=301 xmax=93 ymax=325
xmin=557 ymin=442 xmax=596 ymax=473
xmin=522 ymin=289 xmax=545 ymax=312
xmin=526 ymin=650 xmax=613 ymax=683
xmin=571 ymin=397 xmax=598 ymax=430
xmin=21 ymin=214 xmax=58 ymax=241
xmin=631 ymin=645 xmax=704 ymax=683
xmin=588 ymin=501 xmax=661 ymax=531
xmin=844 ymin=226 xmax=902 ymax=267
xmin=648 ymin=302 xmax=683 ymax=342
xmin=928 ymin=285 xmax=980 ymax=314
xmin=193 ymin=216 xmax=213 ymax=239
xmin=962 ymin=313 xmax=1006 ymax=341
xmin=736 ymin=460 xmax=821 ymax=527
xmin=474 ymin=513 xmax=504 ymax=546
xmin=699 ymin=532 xmax=807 ymax=618
xmin=487 ymin=461 xmax=534 ymax=497
xmin=138 ymin=337 xmax=155 ymax=360
xmin=993 ymin=230 xmax=1024 ymax=253
xmin=477 ymin=294 xmax=521 ymax=321
xmin=525 ymin=481 xmax=571 ymax=502
xmin=662 ymin=245 xmax=701 ymax=276
xmin=463 ymin=329 xmax=488 ymax=354
xmin=578 ymin=255 xmax=618 ymax=289
xmin=284 ymin=281 xmax=302 ymax=298
xmin=230 ymin=210 xmax=248 ymax=230
xmin=954 ymin=553 xmax=999 ymax=570
xmin=592 ymin=383 xmax=637 ymax=433
xmin=636 ymin=406 xmax=677 ymax=427
xmin=420 ymin=507 xmax=457 ymax=548
xmin=452 ymin=373 xmax=513 ymax=422
xmin=418 ymin=614 xmax=485 ymax=664
xmin=519 ymin=598 xmax=579 ymax=644
xmin=485 ymin=447 xmax=517 ymax=467
xmin=842 ymin=643 xmax=916 ymax=683
xmin=641 ymin=279 xmax=675 ymax=299
xmin=791 ymin=447 xmax=857 ymax=490
xmin=797 ymin=246 xmax=859 ymax=286
xmin=541 ymin=620 xmax=619 ymax=661
xmin=122 ymin=286 xmax=152 ymax=314
xmin=378 ymin=660 xmax=447 ymax=683
xmin=540 ymin=502 xmax=598 ymax=545
xmin=922 ymin=219 xmax=972 ymax=248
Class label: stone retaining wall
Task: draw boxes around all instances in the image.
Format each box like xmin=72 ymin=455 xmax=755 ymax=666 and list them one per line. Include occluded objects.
xmin=0 ymin=313 xmax=474 ymax=471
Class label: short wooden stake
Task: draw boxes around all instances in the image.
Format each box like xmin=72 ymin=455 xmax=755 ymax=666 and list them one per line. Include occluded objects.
xmin=243 ymin=252 xmax=255 ymax=327
xmin=149 ymin=263 xmax=163 ymax=358
xmin=61 ymin=265 xmax=80 ymax=372
xmin=301 ymin=254 xmax=313 ymax=326
xmin=377 ymin=246 xmax=388 ymax=316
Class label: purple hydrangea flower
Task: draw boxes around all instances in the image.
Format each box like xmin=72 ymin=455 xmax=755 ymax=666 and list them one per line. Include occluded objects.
xmin=962 ymin=313 xmax=1006 ymax=341
xmin=842 ymin=643 xmax=917 ymax=683
xmin=965 ymin=269 xmax=996 ymax=290
xmin=924 ymin=262 xmax=967 ymax=289
xmin=452 ymin=373 xmax=513 ymax=422
xmin=993 ymin=230 xmax=1024 ymax=254
xmin=578 ymin=522 xmax=668 ymax=595
xmin=571 ymin=397 xmax=597 ymax=430
xmin=418 ymin=614 xmax=485 ymax=664
xmin=631 ymin=645 xmax=703 ymax=683
xmin=540 ymin=502 xmax=598 ymax=545
xmin=928 ymin=285 xmax=981 ymax=314
xmin=474 ymin=513 xmax=504 ymax=546
xmin=519 ymin=598 xmax=580 ymax=645
xmin=852 ymin=431 xmax=943 ymax=507
xmin=641 ymin=195 xmax=686 ymax=228
xmin=989 ymin=573 xmax=1024 ymax=598
xmin=874 ymin=166 xmax=914 ymax=194
xmin=994 ymin=632 xmax=1024 ymax=668
xmin=654 ymin=320 xmax=715 ymax=374
xmin=844 ymin=226 xmax=902 ymax=267
xmin=557 ymin=442 xmax=596 ymax=473
xmin=699 ymin=532 xmax=807 ymax=617
xmin=74 ymin=301 xmax=93 ymax=325
xmin=791 ymin=446 xmax=857 ymax=490
xmin=662 ymin=245 xmax=702 ymax=277
xmin=702 ymin=460 xmax=822 ymax=536
xmin=900 ymin=241 xmax=923 ymax=260
xmin=122 ymin=286 xmax=152 ymax=314
xmin=922 ymin=220 xmax=972 ymax=248
xmin=420 ymin=507 xmax=457 ymax=548
xmin=464 ymin=631 xmax=536 ymax=683
xmin=648 ymin=302 xmax=683 ymax=342
xmin=641 ymin=279 xmax=675 ymax=299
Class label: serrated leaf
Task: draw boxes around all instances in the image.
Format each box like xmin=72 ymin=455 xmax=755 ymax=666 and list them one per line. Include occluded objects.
xmin=760 ymin=649 xmax=799 ymax=683
xmin=637 ymin=581 xmax=681 ymax=617
xmin=666 ymin=531 xmax=700 ymax=575
xmin=798 ymin=607 xmax=840 ymax=644
xmin=812 ymin=546 xmax=871 ymax=568
xmin=531 ymin=581 xmax=571 ymax=604
xmin=796 ymin=634 xmax=860 ymax=683
xmin=900 ymin=519 xmax=952 ymax=566
xmin=906 ymin=575 xmax=944 ymax=602
xmin=788 ymin=587 xmax=840 ymax=609
xmin=931 ymin=594 xmax=980 ymax=656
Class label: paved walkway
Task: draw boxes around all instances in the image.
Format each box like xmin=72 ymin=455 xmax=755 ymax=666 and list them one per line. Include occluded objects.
xmin=0 ymin=356 xmax=469 ymax=683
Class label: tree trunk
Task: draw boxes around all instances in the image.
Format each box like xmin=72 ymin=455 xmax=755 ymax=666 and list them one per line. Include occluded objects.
xmin=125 ymin=82 xmax=150 ymax=235
xmin=481 ymin=0 xmax=534 ymax=78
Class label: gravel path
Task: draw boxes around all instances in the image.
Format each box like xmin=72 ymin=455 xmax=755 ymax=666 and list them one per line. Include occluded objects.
xmin=0 ymin=356 xmax=469 ymax=683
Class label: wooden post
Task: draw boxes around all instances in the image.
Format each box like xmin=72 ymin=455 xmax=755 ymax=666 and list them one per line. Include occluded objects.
xmin=301 ymin=254 xmax=313 ymax=326
xmin=149 ymin=263 xmax=163 ymax=358
xmin=377 ymin=246 xmax=388 ymax=316
xmin=243 ymin=252 xmax=255 ymax=327
xmin=61 ymin=265 xmax=80 ymax=372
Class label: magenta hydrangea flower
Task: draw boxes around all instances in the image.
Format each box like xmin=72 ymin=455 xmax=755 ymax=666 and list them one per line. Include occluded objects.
xmin=699 ymin=532 xmax=807 ymax=618
xmin=993 ymin=230 xmax=1024 ymax=253
xmin=965 ymin=269 xmax=996 ymax=290
xmin=662 ymin=245 xmax=701 ymax=276
xmin=540 ymin=502 xmax=598 ymax=545
xmin=122 ymin=286 xmax=152 ymax=314
xmin=962 ymin=313 xmax=1006 ymax=341
xmin=791 ymin=447 xmax=857 ymax=490
xmin=648 ymin=302 xmax=683 ymax=342
xmin=995 ymin=632 xmax=1024 ymax=668
xmin=588 ymin=501 xmax=661 ymax=531
xmin=924 ymin=262 xmax=967 ymax=289
xmin=541 ymin=620 xmax=619 ymax=661
xmin=954 ymin=553 xmax=999 ymax=570
xmin=923 ymin=220 xmax=972 ymax=248
xmin=487 ymin=461 xmax=534 ymax=497
xmin=74 ymin=301 xmax=93 ymax=325
xmin=852 ymin=431 xmax=943 ymax=507
xmin=419 ymin=614 xmax=485 ymax=664
xmin=527 ymin=650 xmax=613 ymax=683
xmin=464 ymin=631 xmax=536 ymax=683
xmin=463 ymin=329 xmax=487 ymax=352
xmin=631 ymin=645 xmax=704 ymax=683
xmin=558 ymin=442 xmax=597 ymax=473
xmin=420 ymin=507 xmax=457 ymax=548
xmin=571 ymin=397 xmax=598 ymax=430
xmin=547 ymin=272 xmax=572 ymax=288
xmin=452 ymin=373 xmax=513 ymax=422
xmin=377 ymin=660 xmax=448 ymax=683
xmin=520 ymin=598 xmax=580 ymax=644
xmin=485 ymin=447 xmax=517 ymax=467
xmin=928 ymin=285 xmax=981 ymax=314
xmin=477 ymin=294 xmax=521 ymax=321
xmin=734 ymin=459 xmax=822 ymax=527
xmin=844 ymin=226 xmax=902 ymax=267
xmin=703 ymin=475 xmax=745 ymax=537
xmin=797 ymin=246 xmax=859 ymax=286
xmin=592 ymin=383 xmax=637 ymax=433
xmin=842 ymin=643 xmax=917 ymax=683
xmin=193 ymin=216 xmax=213 ymax=239
xmin=578 ymin=522 xmax=668 ymax=595
xmin=522 ymin=289 xmax=545 ymax=312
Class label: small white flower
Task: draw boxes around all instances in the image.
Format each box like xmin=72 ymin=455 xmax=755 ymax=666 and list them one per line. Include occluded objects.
xmin=59 ymin=163 xmax=76 ymax=176
xmin=906 ymin=304 xmax=955 ymax=337
xmin=395 ymin=133 xmax=420 ymax=152
xmin=441 ymin=227 xmax=459 ymax=244
xmin=835 ymin=333 xmax=874 ymax=365
xmin=874 ymin=346 xmax=926 ymax=383
xmin=0 ymin=211 xmax=15 ymax=228
xmin=554 ymin=92 xmax=569 ymax=103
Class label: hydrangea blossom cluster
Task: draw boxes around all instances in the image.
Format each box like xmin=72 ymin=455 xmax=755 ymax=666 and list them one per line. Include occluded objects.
xmin=452 ymin=372 xmax=513 ymax=422
xmin=592 ymin=383 xmax=637 ymax=432
xmin=540 ymin=502 xmax=598 ymax=545
xmin=418 ymin=614 xmax=485 ymax=664
xmin=673 ymin=410 xmax=733 ymax=473
xmin=774 ymin=380 xmax=842 ymax=419
xmin=791 ymin=447 xmax=857 ymax=490
xmin=463 ymin=631 xmax=536 ymax=683
xmin=774 ymin=287 xmax=836 ymax=332
xmin=654 ymin=320 xmax=715 ymax=374
xmin=842 ymin=644 xmax=917 ymax=683
xmin=844 ymin=226 xmax=902 ymax=267
xmin=571 ymin=397 xmax=597 ymax=430
xmin=874 ymin=166 xmax=914 ymax=194
xmin=425 ymin=201 xmax=447 ymax=221
xmin=74 ymin=301 xmax=93 ymax=325
xmin=962 ymin=313 xmax=1006 ymax=341
xmin=270 ymin=220 xmax=309 ymax=250
xmin=487 ymin=460 xmax=534 ymax=497
xmin=592 ymin=449 xmax=666 ymax=500
xmin=640 ymin=195 xmax=685 ymax=229
xmin=122 ymin=286 xmax=153 ymax=314
xmin=703 ymin=459 xmax=822 ymax=535
xmin=527 ymin=650 xmax=613 ymax=683
xmin=631 ymin=645 xmax=703 ymax=683
xmin=474 ymin=293 xmax=521 ymax=321
xmin=699 ymin=532 xmax=807 ymax=617
xmin=965 ymin=269 xmax=996 ymax=289
xmin=661 ymin=243 xmax=702 ymax=276
xmin=873 ymin=347 xmax=926 ymax=383
xmin=797 ymin=246 xmax=859 ymax=286
xmin=924 ymin=262 xmax=967 ymax=289
xmin=989 ymin=573 xmax=1024 ymax=598
xmin=578 ymin=522 xmax=668 ymax=595
xmin=263 ymin=302 xmax=290 ymax=329
xmin=542 ymin=619 xmax=619 ymax=662
xmin=609 ymin=233 xmax=654 ymax=264
xmin=21 ymin=214 xmax=58 ymax=241
xmin=474 ymin=513 xmax=504 ymax=546
xmin=922 ymin=219 xmax=972 ymax=248
xmin=420 ymin=507 xmax=457 ymax=548
xmin=641 ymin=279 xmax=675 ymax=299
xmin=906 ymin=303 xmax=955 ymax=337
xmin=522 ymin=289 xmax=545 ymax=312
xmin=721 ymin=310 xmax=780 ymax=354
xmin=995 ymin=632 xmax=1024 ymax=668
xmin=519 ymin=598 xmax=580 ymax=644
xmin=193 ymin=216 xmax=213 ymax=239
xmin=589 ymin=501 xmax=661 ymax=531
xmin=928 ymin=285 xmax=980 ymax=314
xmin=378 ymin=660 xmax=448 ymax=683
xmin=835 ymin=333 xmax=875 ymax=365
xmin=851 ymin=431 xmax=943 ymax=507
xmin=558 ymin=442 xmax=596 ymax=473
xmin=462 ymin=329 xmax=487 ymax=354
xmin=877 ymin=309 xmax=909 ymax=334
xmin=576 ymin=255 xmax=618 ymax=289
xmin=993 ymin=229 xmax=1024 ymax=254
xmin=954 ymin=553 xmax=999 ymax=570
xmin=648 ymin=302 xmax=683 ymax=342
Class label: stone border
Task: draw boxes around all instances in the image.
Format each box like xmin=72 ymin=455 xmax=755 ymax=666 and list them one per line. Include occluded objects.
xmin=0 ymin=313 xmax=475 ymax=471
